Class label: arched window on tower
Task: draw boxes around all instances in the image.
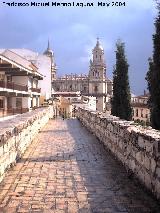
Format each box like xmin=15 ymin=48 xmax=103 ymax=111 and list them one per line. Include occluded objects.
xmin=95 ymin=71 xmax=99 ymax=78
xmin=94 ymin=86 xmax=98 ymax=93
xmin=95 ymin=71 xmax=97 ymax=78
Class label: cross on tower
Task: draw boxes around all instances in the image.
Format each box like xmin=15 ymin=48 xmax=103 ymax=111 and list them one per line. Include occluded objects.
xmin=96 ymin=37 xmax=100 ymax=46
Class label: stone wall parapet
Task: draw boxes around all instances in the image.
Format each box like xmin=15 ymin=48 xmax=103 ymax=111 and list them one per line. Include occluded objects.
xmin=0 ymin=106 xmax=53 ymax=183
xmin=0 ymin=107 xmax=52 ymax=144
xmin=77 ymin=107 xmax=160 ymax=200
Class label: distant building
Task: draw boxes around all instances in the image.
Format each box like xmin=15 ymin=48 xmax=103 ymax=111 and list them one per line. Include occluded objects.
xmin=131 ymin=92 xmax=150 ymax=124
xmin=52 ymin=38 xmax=112 ymax=112
xmin=57 ymin=96 xmax=73 ymax=118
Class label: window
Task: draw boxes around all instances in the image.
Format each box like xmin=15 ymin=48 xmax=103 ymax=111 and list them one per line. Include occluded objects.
xmin=141 ymin=109 xmax=143 ymax=118
xmin=34 ymin=79 xmax=38 ymax=88
xmin=31 ymin=99 xmax=33 ymax=108
xmin=0 ymin=99 xmax=4 ymax=108
xmin=136 ymin=109 xmax=138 ymax=117
xmin=0 ymin=74 xmax=5 ymax=81
xmin=94 ymin=86 xmax=98 ymax=92
xmin=7 ymin=76 xmax=12 ymax=82
xmin=30 ymin=78 xmax=33 ymax=87
xmin=36 ymin=97 xmax=39 ymax=107
xmin=16 ymin=98 xmax=22 ymax=108
xmin=95 ymin=71 xmax=99 ymax=78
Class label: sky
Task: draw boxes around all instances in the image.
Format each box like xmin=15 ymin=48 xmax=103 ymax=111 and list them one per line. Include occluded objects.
xmin=0 ymin=0 xmax=157 ymax=95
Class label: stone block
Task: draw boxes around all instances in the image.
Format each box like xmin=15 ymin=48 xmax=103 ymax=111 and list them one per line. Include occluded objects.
xmin=154 ymin=179 xmax=160 ymax=200
xmin=138 ymin=136 xmax=145 ymax=149
xmin=155 ymin=166 xmax=160 ymax=178
xmin=150 ymin=158 xmax=157 ymax=174
xmin=153 ymin=140 xmax=160 ymax=158
xmin=130 ymin=158 xmax=136 ymax=171
xmin=144 ymin=171 xmax=152 ymax=191
xmin=144 ymin=154 xmax=151 ymax=171
xmin=136 ymin=152 xmax=144 ymax=165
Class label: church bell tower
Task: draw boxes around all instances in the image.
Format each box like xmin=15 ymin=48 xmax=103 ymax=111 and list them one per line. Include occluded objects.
xmin=43 ymin=40 xmax=57 ymax=81
xmin=89 ymin=38 xmax=106 ymax=80
xmin=89 ymin=38 xmax=107 ymax=111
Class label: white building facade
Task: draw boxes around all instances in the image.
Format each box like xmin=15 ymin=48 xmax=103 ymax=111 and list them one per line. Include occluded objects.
xmin=0 ymin=49 xmax=43 ymax=116
xmin=0 ymin=41 xmax=57 ymax=105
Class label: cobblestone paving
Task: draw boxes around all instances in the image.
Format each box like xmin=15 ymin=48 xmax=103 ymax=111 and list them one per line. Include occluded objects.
xmin=0 ymin=118 xmax=160 ymax=213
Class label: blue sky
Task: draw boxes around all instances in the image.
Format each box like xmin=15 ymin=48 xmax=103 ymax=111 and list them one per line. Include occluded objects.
xmin=0 ymin=0 xmax=157 ymax=95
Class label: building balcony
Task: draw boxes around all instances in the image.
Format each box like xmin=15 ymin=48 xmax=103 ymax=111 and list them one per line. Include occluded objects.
xmin=30 ymin=87 xmax=41 ymax=93
xmin=0 ymin=80 xmax=28 ymax=92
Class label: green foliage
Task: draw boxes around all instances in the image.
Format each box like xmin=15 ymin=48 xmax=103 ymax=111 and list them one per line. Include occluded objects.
xmin=146 ymin=2 xmax=160 ymax=130
xmin=134 ymin=119 xmax=150 ymax=127
xmin=111 ymin=40 xmax=132 ymax=121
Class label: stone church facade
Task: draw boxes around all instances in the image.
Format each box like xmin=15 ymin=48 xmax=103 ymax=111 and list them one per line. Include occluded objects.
xmin=52 ymin=39 xmax=112 ymax=112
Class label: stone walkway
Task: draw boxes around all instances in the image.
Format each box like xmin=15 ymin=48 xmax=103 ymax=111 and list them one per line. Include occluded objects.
xmin=0 ymin=118 xmax=160 ymax=213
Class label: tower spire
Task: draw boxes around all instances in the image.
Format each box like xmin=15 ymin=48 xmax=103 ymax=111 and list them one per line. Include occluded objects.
xmin=43 ymin=39 xmax=53 ymax=57
xmin=96 ymin=37 xmax=99 ymax=46
xmin=47 ymin=39 xmax=50 ymax=50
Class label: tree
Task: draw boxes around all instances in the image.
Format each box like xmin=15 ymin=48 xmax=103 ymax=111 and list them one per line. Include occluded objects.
xmin=111 ymin=40 xmax=132 ymax=121
xmin=146 ymin=58 xmax=154 ymax=107
xmin=146 ymin=2 xmax=160 ymax=130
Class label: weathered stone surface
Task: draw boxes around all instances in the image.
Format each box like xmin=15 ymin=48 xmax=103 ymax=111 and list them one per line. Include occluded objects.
xmin=77 ymin=108 xmax=160 ymax=200
xmin=0 ymin=106 xmax=53 ymax=183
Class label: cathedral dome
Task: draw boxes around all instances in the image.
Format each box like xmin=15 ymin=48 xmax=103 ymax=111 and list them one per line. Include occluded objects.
xmin=44 ymin=49 xmax=53 ymax=55
xmin=43 ymin=40 xmax=54 ymax=56
xmin=94 ymin=38 xmax=104 ymax=51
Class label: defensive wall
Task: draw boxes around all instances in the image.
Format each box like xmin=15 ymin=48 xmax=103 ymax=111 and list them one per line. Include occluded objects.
xmin=0 ymin=105 xmax=160 ymax=200
xmin=0 ymin=106 xmax=53 ymax=183
xmin=77 ymin=107 xmax=160 ymax=200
